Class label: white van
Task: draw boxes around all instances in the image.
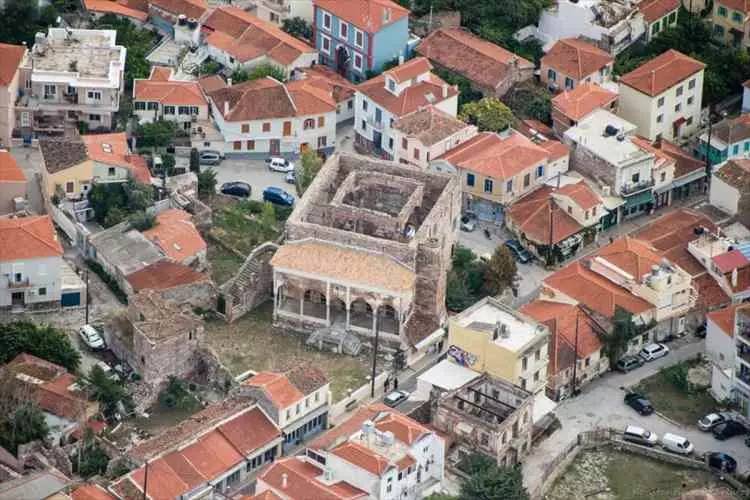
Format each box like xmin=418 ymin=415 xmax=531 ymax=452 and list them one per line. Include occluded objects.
xmin=661 ymin=433 xmax=694 ymax=455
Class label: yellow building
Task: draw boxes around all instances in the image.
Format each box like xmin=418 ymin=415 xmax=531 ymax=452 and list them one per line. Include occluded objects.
xmin=447 ymin=297 xmax=550 ymax=393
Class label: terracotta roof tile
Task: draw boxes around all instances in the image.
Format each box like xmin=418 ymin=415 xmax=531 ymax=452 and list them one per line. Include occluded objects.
xmin=372 ymin=412 xmax=429 ymax=445
xmin=313 ymin=0 xmax=409 ymax=33
xmin=40 ymin=133 xmax=89 ymax=174
xmin=303 ymin=66 xmax=357 ymax=103
xmin=150 ymin=0 xmax=207 ymax=18
xmin=707 ymin=304 xmax=740 ymax=337
xmin=149 ymin=66 xmax=173 ymax=81
xmin=198 ymin=74 xmax=227 ymax=94
xmin=0 ymin=150 xmax=26 ymax=182
xmin=393 ymin=106 xmax=473 ymax=146
xmin=539 ymin=140 xmax=570 ymax=160
xmin=332 ymin=441 xmax=392 ymax=475
xmin=71 ymin=483 xmax=117 ymax=500
xmin=82 ymin=0 xmax=149 ymax=21
xmin=387 ymin=57 xmax=432 ymax=83
xmin=259 ymin=457 xmax=367 ymax=500
xmin=711 ymin=114 xmax=750 ymax=145
xmin=619 ymin=49 xmax=705 ymax=97
xmin=245 ymin=372 xmax=305 ymax=408
xmin=639 ymin=0 xmax=680 ymax=23
xmin=0 ymin=43 xmax=25 ymax=87
xmin=507 ymin=186 xmax=583 ymax=245
xmin=542 ymin=38 xmax=613 ymax=80
xmin=271 ymin=240 xmax=415 ymax=292
xmin=0 ymin=215 xmax=63 ymax=261
xmin=554 ymin=181 xmax=601 ymax=210
xmin=126 ymin=260 xmax=210 ymax=292
xmin=694 ymin=272 xmax=731 ymax=309
xmin=416 ymin=28 xmax=533 ymax=90
xmin=594 ymin=236 xmax=663 ymax=279
xmin=439 ymin=131 xmax=549 ymax=181
xmin=714 ymin=158 xmax=750 ymax=191
xmin=552 ymin=82 xmax=618 ymax=121
xmin=651 ymin=138 xmax=705 ymax=179
xmin=310 ymin=403 xmax=407 ymax=450
xmin=218 ymin=407 xmax=282 ymax=454
xmin=143 ymin=209 xmax=207 ymax=263
xmin=357 ymin=58 xmax=458 ymax=117
xmin=713 ymin=249 xmax=750 ymax=273
xmin=133 ymin=77 xmax=208 ymax=106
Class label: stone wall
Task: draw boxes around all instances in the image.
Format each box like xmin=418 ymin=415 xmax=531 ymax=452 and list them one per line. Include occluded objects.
xmin=221 ymin=242 xmax=278 ymax=322
xmin=565 ymin=141 xmax=616 ymax=189
xmin=159 ymin=280 xmax=216 ymax=310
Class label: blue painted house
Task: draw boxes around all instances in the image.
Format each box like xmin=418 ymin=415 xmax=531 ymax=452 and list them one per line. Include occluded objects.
xmin=312 ymin=0 xmax=414 ymax=82
xmin=697 ymin=114 xmax=750 ymax=166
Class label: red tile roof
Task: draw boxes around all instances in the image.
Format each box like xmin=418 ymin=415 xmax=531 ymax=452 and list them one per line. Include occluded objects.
xmin=651 ymin=138 xmax=705 ymax=179
xmin=542 ymin=38 xmax=613 ymax=80
xmin=313 ymin=0 xmax=409 ymax=33
xmin=539 ymin=140 xmax=570 ymax=161
xmin=714 ymin=158 xmax=750 ymax=191
xmin=198 ymin=74 xmax=227 ymax=94
xmin=81 ymin=133 xmax=151 ymax=184
xmin=203 ymin=7 xmax=315 ymax=65
xmin=639 ymin=0 xmax=680 ymax=22
xmin=393 ymin=106 xmax=473 ymax=147
xmin=82 ymin=0 xmax=149 ymax=22
xmin=552 ymin=82 xmax=618 ymax=121
xmin=357 ymin=58 xmax=457 ymax=117
xmin=372 ymin=411 xmax=428 ymax=445
xmin=150 ymin=0 xmax=207 ymax=18
xmin=506 ymin=186 xmax=583 ymax=246
xmin=71 ymin=483 xmax=117 ymax=500
xmin=0 ymin=150 xmax=26 ymax=182
xmin=245 ymin=364 xmax=328 ymax=409
xmin=126 ymin=260 xmax=210 ymax=292
xmin=259 ymin=457 xmax=367 ymax=500
xmin=694 ymin=272 xmax=731 ymax=310
xmin=303 ymin=65 xmax=357 ymax=103
xmin=0 ymin=43 xmax=25 ymax=87
xmin=438 ymin=131 xmax=548 ymax=182
xmin=332 ymin=441 xmax=392 ymax=475
xmin=133 ymin=71 xmax=208 ymax=107
xmin=143 ymin=209 xmax=207 ymax=263
xmin=707 ymin=304 xmax=740 ymax=337
xmin=713 ymin=249 xmax=750 ymax=273
xmin=149 ymin=66 xmax=173 ymax=81
xmin=720 ymin=0 xmax=750 ymax=14
xmin=0 ymin=215 xmax=63 ymax=262
xmin=619 ymin=49 xmax=705 ymax=97
xmin=594 ymin=236 xmax=663 ymax=279
xmin=554 ymin=181 xmax=601 ymax=210
xmin=416 ymin=28 xmax=533 ymax=91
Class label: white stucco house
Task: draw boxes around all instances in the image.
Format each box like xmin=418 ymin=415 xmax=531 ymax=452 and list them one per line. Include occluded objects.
xmin=133 ymin=66 xmax=209 ymax=132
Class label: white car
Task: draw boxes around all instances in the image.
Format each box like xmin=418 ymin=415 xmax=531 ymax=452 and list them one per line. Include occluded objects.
xmin=622 ymin=425 xmax=658 ymax=447
xmin=79 ymin=324 xmax=105 ymax=350
xmin=383 ymin=390 xmax=410 ymax=408
xmin=266 ymin=157 xmax=295 ymax=172
xmin=698 ymin=412 xmax=729 ymax=431
xmin=639 ymin=343 xmax=669 ymax=362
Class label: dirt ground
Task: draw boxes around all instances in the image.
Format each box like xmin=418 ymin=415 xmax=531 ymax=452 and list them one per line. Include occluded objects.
xmin=204 ymin=302 xmax=371 ymax=401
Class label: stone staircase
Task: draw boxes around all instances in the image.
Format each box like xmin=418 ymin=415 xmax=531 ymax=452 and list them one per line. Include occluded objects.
xmin=218 ymin=242 xmax=279 ymax=322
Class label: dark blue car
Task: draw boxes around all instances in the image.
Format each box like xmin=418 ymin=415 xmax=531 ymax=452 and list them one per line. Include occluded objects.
xmin=263 ymin=186 xmax=295 ymax=206
xmin=504 ymin=239 xmax=533 ymax=264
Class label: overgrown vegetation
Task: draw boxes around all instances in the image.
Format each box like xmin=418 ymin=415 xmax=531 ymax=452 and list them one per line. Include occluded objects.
xmin=88 ymin=180 xmax=154 ymax=228
xmin=85 ymin=259 xmax=128 ymax=304
xmin=433 ymin=67 xmax=484 ymax=107
xmin=502 ymin=81 xmax=553 ymax=123
xmin=198 ymin=168 xmax=218 ymax=199
xmin=92 ymin=14 xmax=160 ymax=87
xmin=197 ymin=59 xmax=222 ymax=77
xmin=0 ymin=321 xmax=80 ymax=372
xmin=615 ymin=9 xmax=750 ymax=106
xmin=435 ymin=453 xmax=529 ymax=500
xmin=158 ymin=376 xmax=200 ymax=411
xmin=0 ymin=401 xmax=49 ymax=455
xmin=232 ymin=63 xmax=287 ymax=83
xmin=297 ymin=149 xmax=324 ymax=195
xmin=83 ymin=365 xmax=133 ymax=421
xmin=210 ymin=199 xmax=287 ymax=255
xmin=484 ymin=246 xmax=518 ymax=297
xmin=601 ymin=308 xmax=640 ymax=363
xmin=73 ymin=430 xmax=110 ymax=479
xmin=282 ymin=17 xmax=313 ymax=41
xmin=135 ymin=120 xmax=179 ymax=150
xmin=0 ymin=0 xmax=59 ymax=46
xmin=446 ymin=246 xmax=515 ymax=312
xmin=459 ymin=97 xmax=517 ymax=133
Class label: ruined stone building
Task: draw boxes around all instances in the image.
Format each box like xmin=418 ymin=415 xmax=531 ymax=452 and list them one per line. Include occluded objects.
xmin=270 ymin=153 xmax=461 ymax=361
xmin=104 ymin=289 xmax=205 ymax=385
xmin=432 ymin=373 xmax=534 ymax=467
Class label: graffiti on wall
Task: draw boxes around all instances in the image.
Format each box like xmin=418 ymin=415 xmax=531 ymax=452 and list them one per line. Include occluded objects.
xmin=447 ymin=345 xmax=477 ymax=367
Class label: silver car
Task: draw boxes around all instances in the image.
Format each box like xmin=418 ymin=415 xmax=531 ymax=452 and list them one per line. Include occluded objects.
xmin=199 ymin=151 xmax=222 ymax=165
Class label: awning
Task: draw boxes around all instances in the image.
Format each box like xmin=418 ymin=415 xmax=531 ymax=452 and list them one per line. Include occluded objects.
xmin=673 ymin=116 xmax=687 ymax=128
xmin=623 ymin=190 xmax=654 ymax=208
xmin=671 ymin=168 xmax=706 ymax=188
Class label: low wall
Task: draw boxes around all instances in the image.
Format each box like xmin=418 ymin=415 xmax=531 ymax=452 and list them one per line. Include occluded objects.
xmin=329 ymin=371 xmax=390 ymax=421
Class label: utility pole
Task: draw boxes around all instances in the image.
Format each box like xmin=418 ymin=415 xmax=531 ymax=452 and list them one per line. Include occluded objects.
xmin=370 ymin=313 xmax=380 ymax=398
xmin=142 ymin=460 xmax=149 ymax=500
xmin=84 ymin=270 xmax=90 ymax=325
xmin=571 ymin=309 xmax=580 ymax=396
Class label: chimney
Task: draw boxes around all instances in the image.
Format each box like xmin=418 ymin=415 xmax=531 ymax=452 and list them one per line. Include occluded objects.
xmin=732 ymin=267 xmax=739 ymax=288
xmin=282 ymin=473 xmax=288 ymax=489
xmin=223 ymin=101 xmax=229 ymax=116
xmin=442 ymin=83 xmax=447 ymax=98
xmin=398 ymin=54 xmax=404 ymax=65
xmin=227 ymin=77 xmax=233 ymax=87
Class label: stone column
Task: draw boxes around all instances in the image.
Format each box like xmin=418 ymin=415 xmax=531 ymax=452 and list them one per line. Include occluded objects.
xmin=372 ymin=303 xmax=379 ymax=335
xmin=326 ymin=281 xmax=331 ymax=325
xmin=345 ymin=286 xmax=351 ymax=329
xmin=300 ymin=294 xmax=304 ymax=317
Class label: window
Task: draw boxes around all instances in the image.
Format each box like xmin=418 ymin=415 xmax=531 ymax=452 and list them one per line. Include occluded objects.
xmin=38 ymin=287 xmax=46 ymax=296
xmin=66 ymin=181 xmax=74 ymax=193
xmin=178 ymin=106 xmax=190 ymax=115
xmin=315 ymin=391 xmax=319 ymax=402
xmin=547 ymin=69 xmax=556 ymax=82
xmin=322 ymin=11 xmax=331 ymax=29
xmin=353 ymin=53 xmax=363 ymax=71
xmin=108 ymin=167 xmax=115 ymax=176
xmin=321 ymin=35 xmax=331 ymax=54
xmin=191 ymin=106 xmax=199 ymax=115
xmin=522 ymin=356 xmax=528 ymax=371
xmin=347 ymin=100 xmax=353 ymax=110
xmin=354 ymin=28 xmax=364 ymax=48
xmin=564 ymin=77 xmax=574 ymax=90
xmin=402 ymin=138 xmax=408 ymax=150
xmin=585 ymin=209 xmax=589 ymax=220
xmin=660 ymin=171 xmax=666 ymax=182
xmin=651 ymin=22 xmax=660 ymax=35
xmin=668 ymin=11 xmax=677 ymax=23
xmin=89 ymin=114 xmax=100 ymax=121
xmin=87 ymin=91 xmax=101 ymax=100
xmin=523 ymin=173 xmax=530 ymax=188
xmin=296 ymin=403 xmax=301 ymax=415
xmin=466 ymin=173 xmax=475 ymax=186
xmin=535 ymin=349 xmax=540 ymax=361
xmin=134 ymin=101 xmax=146 ymax=110
xmin=163 ymin=105 xmax=175 ymax=115
xmin=688 ymin=78 xmax=696 ymax=90
xmin=733 ymin=11 xmax=743 ymax=22
xmin=714 ymin=24 xmax=725 ymax=36
xmin=718 ymin=5 xmax=727 ymax=16
xmin=261 ymin=122 xmax=270 ymax=133
xmin=44 ymin=84 xmax=56 ymax=98
xmin=247 ymin=140 xmax=255 ymax=150
xmin=414 ymin=148 xmax=420 ymax=160
xmin=340 ymin=21 xmax=348 ymax=38
xmin=592 ymin=206 xmax=597 ymax=216
xmin=233 ymin=141 xmax=241 ymax=150
xmin=534 ymin=370 xmax=540 ymax=382
xmin=484 ymin=179 xmax=493 ymax=193
xmin=656 ymin=114 xmax=663 ymax=123
xmin=480 ymin=433 xmax=489 ymax=446
xmin=676 ymin=85 xmax=683 ymax=97
xmin=674 ymin=103 xmax=681 ymax=112
xmin=241 ymin=123 xmax=250 ymax=133
xmin=687 ymin=96 xmax=694 ymax=106
xmin=388 ymin=137 xmax=393 ymax=149
xmin=318 ymin=116 xmax=325 ymax=127
xmin=188 ymin=330 xmax=193 ymax=340
xmin=567 ymin=205 xmax=572 ymax=214
xmin=506 ymin=179 xmax=513 ymax=192
xmin=306 ymin=397 xmax=310 ymax=408
xmin=286 ymin=409 xmax=291 ymax=419
xmin=14 ymin=273 xmax=22 ymax=282
xmin=147 ymin=102 xmax=158 ymax=110
xmin=657 ymin=97 xmax=665 ymax=107
xmin=632 ymin=172 xmax=640 ymax=183
xmin=304 ymin=118 xmax=315 ymax=130
xmin=536 ymin=165 xmax=544 ymax=178
xmin=398 ymin=471 xmax=403 ymax=481
xmin=733 ymin=144 xmax=740 ymax=155
xmin=361 ymin=119 xmax=367 ymax=131
xmin=388 ymin=78 xmax=396 ymax=92
xmin=318 ymin=136 xmax=327 ymax=148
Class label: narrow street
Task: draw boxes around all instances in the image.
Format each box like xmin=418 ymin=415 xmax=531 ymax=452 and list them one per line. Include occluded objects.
xmin=523 ymin=339 xmax=750 ymax=491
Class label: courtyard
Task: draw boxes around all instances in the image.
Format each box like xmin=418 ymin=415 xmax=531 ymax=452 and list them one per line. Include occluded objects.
xmin=547 ymin=448 xmax=738 ymax=500
xmin=203 ymin=302 xmax=372 ymax=401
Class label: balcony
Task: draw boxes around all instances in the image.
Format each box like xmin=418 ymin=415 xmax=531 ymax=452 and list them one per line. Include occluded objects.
xmin=4 ymin=277 xmax=30 ymax=289
xmin=735 ymin=369 xmax=750 ymax=390
xmin=262 ymin=0 xmax=289 ymax=11
xmin=619 ymin=178 xmax=655 ymax=196
xmin=738 ymin=344 xmax=750 ymax=367
xmin=366 ymin=116 xmax=384 ymax=131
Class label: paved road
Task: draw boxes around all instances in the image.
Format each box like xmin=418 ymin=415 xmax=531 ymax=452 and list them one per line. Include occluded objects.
xmin=523 ymin=339 xmax=750 ymax=491
xmin=201 ymin=158 xmax=296 ymax=202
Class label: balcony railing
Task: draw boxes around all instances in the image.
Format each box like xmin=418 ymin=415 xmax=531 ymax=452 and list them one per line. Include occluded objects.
xmin=737 ymin=345 xmax=750 ymax=366
xmin=738 ymin=325 xmax=750 ymax=346
xmin=735 ymin=369 xmax=750 ymax=389
xmin=4 ymin=277 xmax=30 ymax=288
xmin=619 ymin=178 xmax=655 ymax=196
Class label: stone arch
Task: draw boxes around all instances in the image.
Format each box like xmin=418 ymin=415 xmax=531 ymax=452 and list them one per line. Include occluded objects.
xmin=350 ymin=297 xmax=373 ymax=329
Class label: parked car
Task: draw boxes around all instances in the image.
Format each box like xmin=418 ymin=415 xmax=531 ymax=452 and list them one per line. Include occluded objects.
xmin=94 ymin=361 xmax=120 ymax=382
xmin=694 ymin=321 xmax=707 ymax=338
xmin=698 ymin=412 xmax=729 ymax=431
xmin=706 ymin=452 xmax=737 ymax=473
xmin=712 ymin=420 xmax=747 ymax=440
xmin=661 ymin=433 xmax=694 ymax=455
xmin=263 ymin=186 xmax=295 ymax=206
xmin=460 ymin=215 xmax=476 ymax=232
xmin=285 ymin=170 xmax=296 ymax=184
xmin=639 ymin=343 xmax=669 ymax=361
xmin=622 ymin=425 xmax=658 ymax=447
xmin=199 ymin=150 xmax=222 ymax=165
xmin=266 ymin=157 xmax=295 ymax=172
xmin=78 ymin=324 xmax=105 ymax=350
xmin=383 ymin=390 xmax=410 ymax=408
xmin=504 ymin=239 xmax=533 ymax=264
xmin=624 ymin=392 xmax=654 ymax=415
xmin=220 ymin=181 xmax=251 ymax=198
xmin=615 ymin=355 xmax=644 ymax=373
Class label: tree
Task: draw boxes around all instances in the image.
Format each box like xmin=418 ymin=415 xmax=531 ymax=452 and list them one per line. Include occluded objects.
xmin=0 ymin=402 xmax=49 ymax=455
xmin=197 ymin=168 xmax=217 ymax=199
xmin=484 ymin=246 xmax=517 ymax=296
xmin=161 ymin=153 xmax=176 ymax=176
xmin=128 ymin=211 xmax=156 ymax=231
xmin=446 ymin=270 xmax=475 ymax=312
xmin=0 ymin=321 xmax=80 ymax=372
xmin=83 ymin=365 xmax=130 ymax=419
xmin=603 ymin=307 xmax=638 ymax=362
xmin=282 ymin=17 xmax=313 ymax=40
xmin=297 ymin=149 xmax=324 ymax=195
xmin=502 ymin=82 xmax=552 ymax=123
xmin=0 ymin=0 xmax=59 ymax=46
xmin=74 ymin=443 xmax=109 ymax=478
xmin=460 ymin=463 xmax=529 ymax=500
xmin=460 ymin=97 xmax=517 ymax=133
xmin=189 ymin=148 xmax=200 ymax=173
xmin=433 ymin=67 xmax=483 ymax=107
xmin=88 ymin=180 xmax=154 ymax=227
xmin=158 ymin=377 xmax=198 ymax=411
xmin=232 ymin=63 xmax=287 ymax=83
xmin=260 ymin=202 xmax=277 ymax=233
xmin=135 ymin=120 xmax=178 ymax=149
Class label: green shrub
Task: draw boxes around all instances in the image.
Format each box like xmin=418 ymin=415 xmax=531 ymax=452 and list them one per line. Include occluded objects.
xmin=158 ymin=376 xmax=199 ymax=411
xmin=85 ymin=259 xmax=128 ymax=304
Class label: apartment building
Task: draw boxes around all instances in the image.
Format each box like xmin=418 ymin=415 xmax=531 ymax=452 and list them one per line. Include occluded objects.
xmin=617 ymin=49 xmax=705 ymax=142
xmin=15 ymin=28 xmax=126 ymax=136
xmin=698 ymin=114 xmax=750 ymax=166
xmin=0 ymin=43 xmax=27 ymax=148
xmin=447 ymin=297 xmax=550 ymax=394
xmin=712 ymin=0 xmax=750 ymax=49
xmin=687 ymin=229 xmax=750 ymax=303
xmin=705 ymin=304 xmax=750 ymax=418
xmin=256 ymin=0 xmax=314 ymax=25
